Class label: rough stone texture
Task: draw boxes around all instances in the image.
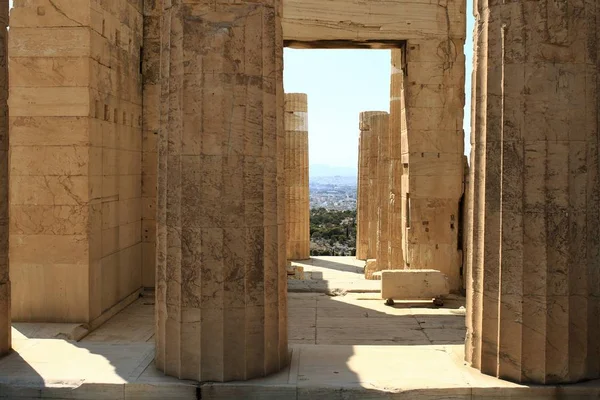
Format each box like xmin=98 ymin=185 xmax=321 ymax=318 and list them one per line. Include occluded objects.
xmin=282 ymin=0 xmax=464 ymax=42
xmin=356 ymin=112 xmax=381 ymax=260
xmin=355 ymin=116 xmax=368 ymax=260
xmin=357 ymin=111 xmax=386 ymax=262
xmin=153 ymin=0 xmax=288 ymax=382
xmin=8 ymin=0 xmax=144 ymax=322
xmin=461 ymin=155 xmax=469 ymax=292
xmin=0 ymin=0 xmax=7 ymax=356
xmin=374 ymin=113 xmax=391 ymax=271
xmin=284 ymin=93 xmax=310 ymax=260
xmin=387 ymin=49 xmax=405 ymax=270
xmin=466 ymin=0 xmax=600 ymax=384
xmin=379 ymin=269 xmax=449 ymax=300
xmin=141 ymin=1 xmax=160 ymax=288
xmin=400 ymin=37 xmax=465 ymax=292
xmin=363 ymin=259 xmax=378 ymax=280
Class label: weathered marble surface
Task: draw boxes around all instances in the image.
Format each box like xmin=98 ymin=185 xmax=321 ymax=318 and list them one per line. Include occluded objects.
xmin=284 ymin=93 xmax=310 ymax=260
xmin=357 ymin=111 xmax=386 ymax=262
xmin=387 ymin=49 xmax=405 ymax=270
xmin=400 ymin=37 xmax=465 ymax=292
xmin=153 ymin=0 xmax=288 ymax=382
xmin=0 ymin=0 xmax=7 ymax=356
xmin=379 ymin=269 xmax=449 ymax=301
xmin=356 ymin=112 xmax=379 ymax=261
xmin=8 ymin=0 xmax=144 ymax=323
xmin=466 ymin=0 xmax=600 ymax=384
xmin=374 ymin=113 xmax=391 ymax=272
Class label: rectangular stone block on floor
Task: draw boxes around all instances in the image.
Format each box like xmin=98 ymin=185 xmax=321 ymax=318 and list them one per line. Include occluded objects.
xmin=379 ymin=269 xmax=449 ymax=300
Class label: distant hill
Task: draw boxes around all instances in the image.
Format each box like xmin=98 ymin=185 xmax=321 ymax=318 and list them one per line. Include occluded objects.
xmin=310 ymin=164 xmax=357 ymax=178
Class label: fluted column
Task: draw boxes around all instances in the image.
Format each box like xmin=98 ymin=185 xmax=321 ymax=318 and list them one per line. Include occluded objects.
xmin=284 ymin=93 xmax=310 ymax=260
xmin=356 ymin=116 xmax=369 ymax=260
xmin=375 ymin=113 xmax=391 ymax=271
xmin=357 ymin=112 xmax=382 ymax=260
xmin=155 ymin=0 xmax=288 ymax=382
xmin=360 ymin=112 xmax=386 ymax=260
xmin=466 ymin=0 xmax=600 ymax=384
xmin=388 ymin=50 xmax=405 ymax=269
xmin=0 ymin=0 xmax=8 ymax=357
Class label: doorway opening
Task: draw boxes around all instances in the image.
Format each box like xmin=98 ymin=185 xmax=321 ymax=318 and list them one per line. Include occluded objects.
xmin=282 ymin=46 xmax=466 ymax=347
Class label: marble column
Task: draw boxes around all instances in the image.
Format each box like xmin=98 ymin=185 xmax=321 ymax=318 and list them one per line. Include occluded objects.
xmin=356 ymin=112 xmax=377 ymax=260
xmin=388 ymin=49 xmax=405 ymax=269
xmin=284 ymin=93 xmax=310 ymax=260
xmin=0 ymin=0 xmax=8 ymax=356
xmin=360 ymin=111 xmax=386 ymax=260
xmin=375 ymin=113 xmax=391 ymax=271
xmin=466 ymin=0 xmax=600 ymax=384
xmin=154 ymin=0 xmax=288 ymax=382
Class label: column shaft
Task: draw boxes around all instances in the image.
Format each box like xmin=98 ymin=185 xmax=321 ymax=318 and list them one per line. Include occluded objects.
xmin=466 ymin=0 xmax=600 ymax=384
xmin=155 ymin=0 xmax=288 ymax=382
xmin=284 ymin=93 xmax=310 ymax=260
xmin=0 ymin=0 xmax=8 ymax=356
xmin=356 ymin=118 xmax=369 ymax=260
xmin=357 ymin=112 xmax=383 ymax=260
xmin=360 ymin=111 xmax=386 ymax=260
xmin=375 ymin=113 xmax=391 ymax=270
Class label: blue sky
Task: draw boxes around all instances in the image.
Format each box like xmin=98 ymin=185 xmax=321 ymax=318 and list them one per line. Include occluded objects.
xmin=284 ymin=2 xmax=475 ymax=168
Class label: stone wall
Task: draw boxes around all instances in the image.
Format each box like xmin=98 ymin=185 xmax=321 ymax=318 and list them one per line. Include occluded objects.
xmin=8 ymin=0 xmax=143 ymax=322
xmin=399 ymin=37 xmax=465 ymax=292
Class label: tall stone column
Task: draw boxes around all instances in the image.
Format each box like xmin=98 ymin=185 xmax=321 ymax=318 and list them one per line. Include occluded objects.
xmin=375 ymin=113 xmax=391 ymax=271
xmin=401 ymin=37 xmax=465 ymax=291
xmin=360 ymin=111 xmax=386 ymax=260
xmin=356 ymin=112 xmax=376 ymax=260
xmin=356 ymin=130 xmax=366 ymax=259
xmin=0 ymin=0 xmax=8 ymax=356
xmin=155 ymin=0 xmax=288 ymax=382
xmin=284 ymin=93 xmax=310 ymax=260
xmin=466 ymin=0 xmax=600 ymax=384
xmin=388 ymin=50 xmax=404 ymax=269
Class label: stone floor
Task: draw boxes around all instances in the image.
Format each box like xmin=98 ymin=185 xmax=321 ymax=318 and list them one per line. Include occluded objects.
xmin=1 ymin=257 xmax=600 ymax=399
xmin=288 ymin=292 xmax=466 ymax=345
xmin=287 ymin=256 xmax=381 ymax=293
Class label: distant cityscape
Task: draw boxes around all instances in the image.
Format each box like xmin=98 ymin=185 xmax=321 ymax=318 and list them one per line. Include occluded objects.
xmin=309 ymin=174 xmax=357 ymax=211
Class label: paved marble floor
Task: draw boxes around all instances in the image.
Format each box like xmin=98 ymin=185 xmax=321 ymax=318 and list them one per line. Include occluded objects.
xmin=288 ymin=292 xmax=466 ymax=345
xmin=2 ymin=257 xmax=599 ymax=398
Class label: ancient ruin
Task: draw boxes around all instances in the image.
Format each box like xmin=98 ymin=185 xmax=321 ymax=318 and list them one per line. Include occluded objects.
xmin=0 ymin=0 xmax=599 ymax=395
xmin=284 ymin=93 xmax=310 ymax=260
xmin=356 ymin=111 xmax=387 ymax=262
xmin=465 ymin=0 xmax=600 ymax=384
xmin=0 ymin=0 xmax=7 ymax=358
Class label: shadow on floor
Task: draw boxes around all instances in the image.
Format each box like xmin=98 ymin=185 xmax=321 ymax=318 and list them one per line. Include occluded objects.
xmin=288 ymin=292 xmax=466 ymax=346
xmin=291 ymin=257 xmax=365 ymax=275
xmin=2 ymin=290 xmax=466 ymax=399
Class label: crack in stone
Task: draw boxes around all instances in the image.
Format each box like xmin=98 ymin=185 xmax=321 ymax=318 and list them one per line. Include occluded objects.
xmin=48 ymin=0 xmax=83 ymax=26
